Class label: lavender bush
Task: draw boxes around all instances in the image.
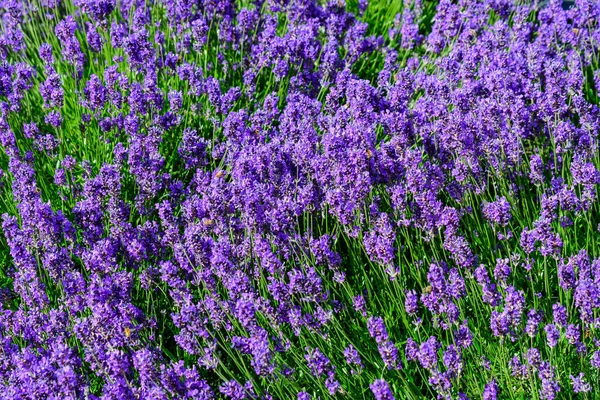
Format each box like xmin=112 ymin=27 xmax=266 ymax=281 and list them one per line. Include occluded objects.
xmin=0 ymin=0 xmax=599 ymax=398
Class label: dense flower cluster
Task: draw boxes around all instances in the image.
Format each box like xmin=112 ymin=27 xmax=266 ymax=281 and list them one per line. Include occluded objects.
xmin=0 ymin=0 xmax=600 ymax=398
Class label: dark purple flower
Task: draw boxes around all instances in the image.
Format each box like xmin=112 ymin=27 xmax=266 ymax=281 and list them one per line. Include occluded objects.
xmin=565 ymin=324 xmax=580 ymax=345
xmin=544 ymin=324 xmax=560 ymax=348
xmin=509 ymin=356 xmax=528 ymax=379
xmin=86 ymin=22 xmax=102 ymax=52
xmin=45 ymin=110 xmax=62 ymax=127
xmin=405 ymin=338 xmax=419 ymax=361
xmin=304 ymin=347 xmax=339 ymax=393
xmin=454 ymin=321 xmax=473 ymax=348
xmin=39 ymin=43 xmax=54 ymax=64
xmin=493 ymin=258 xmax=511 ymax=284
xmin=417 ymin=336 xmax=440 ymax=370
xmin=570 ymin=373 xmax=591 ymax=393
xmin=538 ymin=361 xmax=560 ymax=400
xmin=55 ymin=16 xmax=85 ymax=69
xmin=552 ymin=303 xmax=567 ymax=326
xmin=483 ymin=380 xmax=498 ymax=400
xmin=591 ymin=351 xmax=600 ymax=369
xmin=370 ymin=379 xmax=395 ymax=400
xmin=404 ymin=289 xmax=419 ymax=315
xmin=219 ymin=380 xmax=248 ymax=400
xmin=297 ymin=392 xmax=311 ymax=400
xmin=353 ymin=295 xmax=367 ymax=317
xmin=84 ymin=74 xmax=106 ymax=111
xmin=442 ymin=344 xmax=462 ymax=375
xmin=525 ymin=309 xmax=543 ymax=337
xmin=340 ymin=345 xmax=361 ymax=375
xmin=482 ymin=197 xmax=512 ymax=227
xmin=367 ymin=316 xmax=390 ymax=343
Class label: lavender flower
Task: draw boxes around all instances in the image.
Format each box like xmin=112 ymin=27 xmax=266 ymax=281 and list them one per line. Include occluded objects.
xmin=570 ymin=373 xmax=591 ymax=393
xmin=298 ymin=392 xmax=311 ymax=400
xmin=405 ymin=338 xmax=419 ymax=362
xmin=442 ymin=344 xmax=462 ymax=375
xmin=417 ymin=336 xmax=440 ymax=370
xmin=552 ymin=303 xmax=567 ymax=326
xmin=343 ymin=344 xmax=363 ymax=374
xmin=3 ymin=1 xmax=600 ymax=398
xmin=482 ymin=197 xmax=512 ymax=227
xmin=482 ymin=380 xmax=498 ymax=400
xmin=367 ymin=317 xmax=390 ymax=343
xmin=525 ymin=309 xmax=543 ymax=338
xmin=370 ymin=379 xmax=395 ymax=400
xmin=538 ymin=362 xmax=560 ymax=400
xmin=544 ymin=324 xmax=560 ymax=348
xmin=404 ymin=289 xmax=419 ymax=315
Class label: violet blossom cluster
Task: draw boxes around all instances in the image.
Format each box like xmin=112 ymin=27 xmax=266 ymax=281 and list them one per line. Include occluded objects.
xmin=0 ymin=0 xmax=599 ymax=398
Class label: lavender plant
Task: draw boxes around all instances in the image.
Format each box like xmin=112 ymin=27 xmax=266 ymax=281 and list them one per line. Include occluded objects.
xmin=0 ymin=0 xmax=600 ymax=399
